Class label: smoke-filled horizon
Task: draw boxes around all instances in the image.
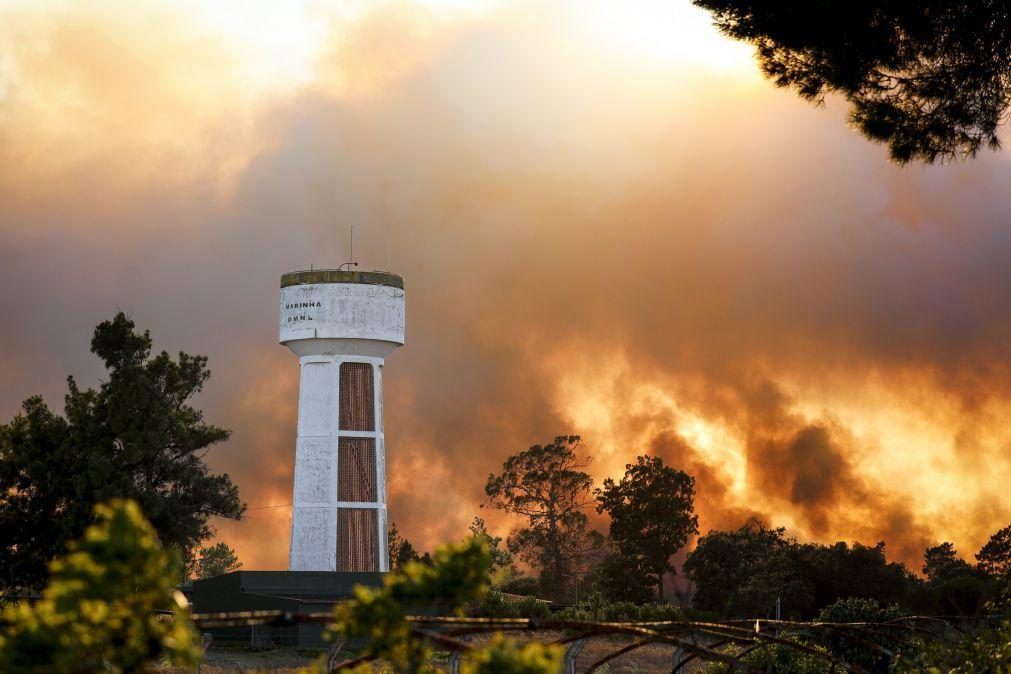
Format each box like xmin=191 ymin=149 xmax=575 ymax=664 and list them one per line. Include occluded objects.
xmin=2 ymin=0 xmax=1011 ymax=573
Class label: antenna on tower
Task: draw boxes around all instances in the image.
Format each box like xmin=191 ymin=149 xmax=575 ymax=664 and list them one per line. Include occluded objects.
xmin=386 ymin=220 xmax=392 ymax=272
xmin=337 ymin=224 xmax=358 ymax=272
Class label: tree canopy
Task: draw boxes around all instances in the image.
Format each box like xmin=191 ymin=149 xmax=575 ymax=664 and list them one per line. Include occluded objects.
xmin=683 ymin=522 xmax=794 ymax=616
xmin=484 ymin=435 xmax=601 ymax=602
xmin=683 ymin=522 xmax=915 ymax=618
xmin=693 ymin=0 xmax=1011 ymax=163
xmin=587 ymin=550 xmax=656 ymax=605
xmin=469 ymin=517 xmax=516 ymax=584
xmin=924 ymin=542 xmax=976 ymax=582
xmin=596 ymin=455 xmax=698 ymax=601
xmin=0 ymin=312 xmax=244 ymax=590
xmin=976 ymin=523 xmax=1011 ymax=578
xmin=193 ymin=542 xmax=242 ymax=580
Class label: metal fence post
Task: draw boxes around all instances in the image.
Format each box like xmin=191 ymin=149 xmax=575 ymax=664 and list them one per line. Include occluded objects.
xmin=194 ymin=633 xmax=212 ymax=674
xmin=565 ymin=638 xmax=587 ymax=674
xmin=448 ymin=650 xmax=464 ymax=674
xmin=671 ymin=646 xmax=685 ymax=673
xmin=447 ymin=633 xmax=471 ymax=674
xmin=327 ymin=638 xmax=346 ymax=672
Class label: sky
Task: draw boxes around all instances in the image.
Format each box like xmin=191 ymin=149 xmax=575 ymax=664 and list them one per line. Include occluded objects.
xmin=2 ymin=0 xmax=1011 ymax=572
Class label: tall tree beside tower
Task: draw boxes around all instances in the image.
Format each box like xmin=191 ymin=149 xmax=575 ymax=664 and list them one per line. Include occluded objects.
xmin=484 ymin=436 xmax=601 ymax=602
xmin=596 ymin=455 xmax=698 ymax=601
xmin=0 ymin=312 xmax=244 ymax=590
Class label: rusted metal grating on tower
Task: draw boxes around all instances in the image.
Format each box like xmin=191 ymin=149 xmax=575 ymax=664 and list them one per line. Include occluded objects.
xmin=338 ymin=437 xmax=377 ymax=502
xmin=339 ymin=362 xmax=375 ymax=430
xmin=336 ymin=508 xmax=379 ymax=572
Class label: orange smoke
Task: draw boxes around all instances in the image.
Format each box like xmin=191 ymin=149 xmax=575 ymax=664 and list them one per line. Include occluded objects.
xmin=1 ymin=0 xmax=1010 ymax=573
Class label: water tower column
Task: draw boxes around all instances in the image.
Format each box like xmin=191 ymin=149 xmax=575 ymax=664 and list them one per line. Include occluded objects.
xmin=288 ymin=354 xmax=340 ymax=571
xmin=280 ymin=270 xmax=404 ymax=573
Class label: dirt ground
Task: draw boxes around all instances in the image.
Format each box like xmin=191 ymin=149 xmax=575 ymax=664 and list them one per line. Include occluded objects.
xmin=182 ymin=632 xmax=705 ymax=673
xmin=190 ymin=646 xmax=316 ymax=673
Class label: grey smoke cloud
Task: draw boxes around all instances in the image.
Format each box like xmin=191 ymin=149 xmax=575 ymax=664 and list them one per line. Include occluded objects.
xmin=2 ymin=1 xmax=1011 ymax=570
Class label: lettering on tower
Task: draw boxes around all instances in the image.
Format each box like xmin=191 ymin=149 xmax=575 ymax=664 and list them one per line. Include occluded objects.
xmin=279 ymin=284 xmax=404 ymax=344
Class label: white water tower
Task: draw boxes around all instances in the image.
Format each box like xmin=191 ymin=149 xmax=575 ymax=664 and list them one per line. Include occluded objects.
xmin=279 ymin=269 xmax=405 ymax=572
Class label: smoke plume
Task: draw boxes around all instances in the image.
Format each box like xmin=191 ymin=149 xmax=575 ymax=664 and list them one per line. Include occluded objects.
xmin=2 ymin=0 xmax=1011 ymax=571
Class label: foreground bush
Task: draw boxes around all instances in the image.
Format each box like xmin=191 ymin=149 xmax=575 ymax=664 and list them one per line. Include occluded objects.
xmin=703 ymin=642 xmax=832 ymax=674
xmin=602 ymin=601 xmax=689 ymax=622
xmin=815 ymin=597 xmax=905 ymax=673
xmin=470 ymin=592 xmax=551 ymax=620
xmin=896 ymin=620 xmax=1011 ymax=673
xmin=0 ymin=500 xmax=199 ymax=673
xmin=309 ymin=538 xmax=563 ymax=673
xmin=462 ymin=637 xmax=562 ymax=674
xmin=497 ymin=576 xmax=539 ymax=597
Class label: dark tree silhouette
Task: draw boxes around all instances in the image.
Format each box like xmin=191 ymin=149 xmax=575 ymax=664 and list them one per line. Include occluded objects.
xmin=0 ymin=312 xmax=244 ymax=590
xmin=388 ymin=522 xmax=432 ymax=570
xmin=596 ymin=455 xmax=698 ymax=601
xmin=685 ymin=522 xmax=917 ymax=618
xmin=468 ymin=517 xmax=515 ymax=581
xmin=684 ymin=522 xmax=795 ymax=616
xmin=920 ymin=542 xmax=988 ymax=616
xmin=923 ymin=542 xmax=975 ymax=582
xmin=976 ymin=523 xmax=1011 ymax=578
xmin=816 ymin=598 xmax=907 ymax=674
xmin=587 ymin=550 xmax=656 ymax=604
xmin=194 ymin=542 xmax=242 ymax=579
xmin=693 ymin=1 xmax=1011 ymax=163
xmin=484 ymin=435 xmax=600 ymax=602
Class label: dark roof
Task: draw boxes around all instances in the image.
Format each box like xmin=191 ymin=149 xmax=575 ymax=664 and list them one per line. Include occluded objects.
xmin=280 ymin=270 xmax=404 ymax=290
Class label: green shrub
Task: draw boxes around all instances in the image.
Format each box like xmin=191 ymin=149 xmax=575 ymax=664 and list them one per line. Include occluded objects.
xmin=515 ymin=595 xmax=551 ymax=620
xmin=552 ymin=606 xmax=592 ymax=621
xmin=550 ymin=600 xmax=687 ymax=622
xmin=462 ymin=635 xmax=563 ymax=674
xmin=634 ymin=602 xmax=689 ymax=622
xmin=599 ymin=601 xmax=687 ymax=622
xmin=703 ymin=642 xmax=832 ymax=673
xmin=815 ymin=597 xmax=905 ymax=673
xmin=0 ymin=500 xmax=200 ymax=673
xmin=895 ymin=620 xmax=1011 ymax=673
xmin=469 ymin=591 xmax=551 ymax=620
xmin=599 ymin=601 xmax=638 ymax=621
xmin=470 ymin=591 xmax=520 ymax=618
xmin=499 ymin=577 xmax=539 ymax=597
xmin=314 ymin=539 xmax=563 ymax=673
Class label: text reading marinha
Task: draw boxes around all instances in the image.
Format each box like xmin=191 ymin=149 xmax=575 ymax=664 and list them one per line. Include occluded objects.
xmin=285 ymin=300 xmax=322 ymax=323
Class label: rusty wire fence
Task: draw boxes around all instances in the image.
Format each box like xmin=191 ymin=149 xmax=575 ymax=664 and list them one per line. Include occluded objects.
xmin=191 ymin=610 xmax=974 ymax=673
